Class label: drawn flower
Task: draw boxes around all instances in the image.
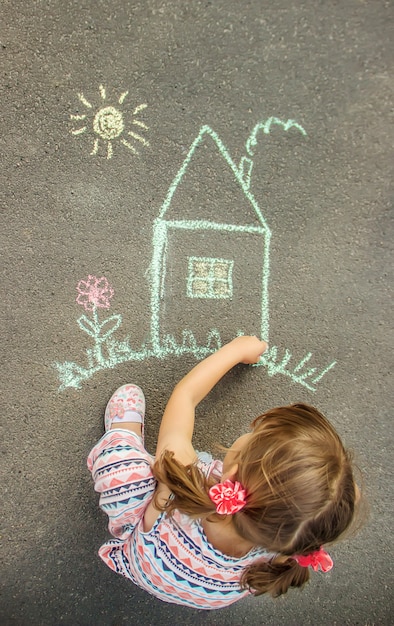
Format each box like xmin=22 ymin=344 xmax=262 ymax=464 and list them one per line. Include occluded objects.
xmin=208 ymin=479 xmax=247 ymax=515
xmin=76 ymin=275 xmax=114 ymax=311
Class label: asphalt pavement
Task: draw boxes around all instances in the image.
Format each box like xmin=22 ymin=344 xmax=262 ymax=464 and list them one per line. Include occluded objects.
xmin=1 ymin=1 xmax=393 ymax=624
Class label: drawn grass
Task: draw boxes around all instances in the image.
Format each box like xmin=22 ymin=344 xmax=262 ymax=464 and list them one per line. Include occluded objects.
xmin=54 ymin=324 xmax=335 ymax=392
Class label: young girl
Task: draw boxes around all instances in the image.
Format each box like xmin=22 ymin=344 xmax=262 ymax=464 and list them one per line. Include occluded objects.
xmin=87 ymin=336 xmax=358 ymax=609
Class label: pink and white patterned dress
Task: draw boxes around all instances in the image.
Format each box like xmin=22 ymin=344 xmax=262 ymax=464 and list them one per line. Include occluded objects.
xmin=87 ymin=429 xmax=272 ymax=610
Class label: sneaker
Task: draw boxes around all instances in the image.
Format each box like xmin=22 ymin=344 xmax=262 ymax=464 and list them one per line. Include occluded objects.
xmin=104 ymin=384 xmax=145 ymax=441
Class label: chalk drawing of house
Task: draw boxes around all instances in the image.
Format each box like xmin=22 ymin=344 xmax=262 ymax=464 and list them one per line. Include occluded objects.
xmin=55 ymin=116 xmax=337 ymax=392
xmin=150 ymin=125 xmax=271 ymax=355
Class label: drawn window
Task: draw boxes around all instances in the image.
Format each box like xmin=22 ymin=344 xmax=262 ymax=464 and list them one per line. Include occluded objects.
xmin=187 ymin=257 xmax=234 ymax=299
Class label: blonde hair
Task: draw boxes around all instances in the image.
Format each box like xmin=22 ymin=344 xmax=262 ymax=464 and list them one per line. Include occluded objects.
xmin=153 ymin=403 xmax=359 ymax=597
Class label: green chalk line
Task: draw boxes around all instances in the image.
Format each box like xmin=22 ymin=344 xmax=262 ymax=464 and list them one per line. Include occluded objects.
xmin=54 ymin=329 xmax=335 ymax=392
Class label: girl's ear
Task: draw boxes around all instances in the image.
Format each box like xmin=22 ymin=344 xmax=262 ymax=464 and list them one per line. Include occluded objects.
xmin=222 ymin=463 xmax=239 ymax=482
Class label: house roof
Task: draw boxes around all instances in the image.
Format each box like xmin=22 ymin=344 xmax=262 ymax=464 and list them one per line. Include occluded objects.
xmin=157 ymin=125 xmax=270 ymax=233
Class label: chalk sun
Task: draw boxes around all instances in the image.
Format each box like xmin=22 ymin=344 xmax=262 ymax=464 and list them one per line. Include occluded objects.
xmin=70 ymin=84 xmax=149 ymax=159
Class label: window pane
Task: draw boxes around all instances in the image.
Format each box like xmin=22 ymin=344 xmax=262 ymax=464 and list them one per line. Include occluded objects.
xmin=187 ymin=257 xmax=233 ymax=299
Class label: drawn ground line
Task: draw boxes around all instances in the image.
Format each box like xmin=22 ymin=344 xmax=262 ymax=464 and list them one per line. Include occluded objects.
xmin=55 ymin=341 xmax=335 ymax=393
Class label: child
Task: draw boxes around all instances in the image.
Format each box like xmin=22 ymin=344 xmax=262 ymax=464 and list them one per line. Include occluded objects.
xmin=87 ymin=336 xmax=358 ymax=609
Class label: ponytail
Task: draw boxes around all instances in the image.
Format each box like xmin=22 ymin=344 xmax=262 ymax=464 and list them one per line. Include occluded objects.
xmin=152 ymin=451 xmax=217 ymax=518
xmin=241 ymin=555 xmax=309 ymax=597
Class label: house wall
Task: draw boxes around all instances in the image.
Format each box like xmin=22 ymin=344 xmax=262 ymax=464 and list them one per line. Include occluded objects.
xmin=157 ymin=226 xmax=269 ymax=348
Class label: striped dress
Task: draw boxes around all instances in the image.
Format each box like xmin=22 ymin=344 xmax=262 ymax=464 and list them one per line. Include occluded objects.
xmin=87 ymin=429 xmax=271 ymax=610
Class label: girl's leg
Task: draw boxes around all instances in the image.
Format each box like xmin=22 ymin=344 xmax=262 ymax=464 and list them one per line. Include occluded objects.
xmin=87 ymin=385 xmax=155 ymax=539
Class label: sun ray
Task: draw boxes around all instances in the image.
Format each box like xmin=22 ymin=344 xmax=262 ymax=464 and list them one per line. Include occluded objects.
xmin=70 ymin=114 xmax=87 ymax=120
xmin=71 ymin=127 xmax=87 ymax=135
xmin=119 ymin=91 xmax=129 ymax=104
xmin=128 ymin=130 xmax=149 ymax=146
xmin=90 ymin=138 xmax=99 ymax=155
xmin=133 ymin=103 xmax=147 ymax=115
xmin=120 ymin=139 xmax=138 ymax=154
xmin=132 ymin=119 xmax=149 ymax=130
xmin=99 ymin=84 xmax=106 ymax=100
xmin=78 ymin=93 xmax=92 ymax=108
xmin=107 ymin=142 xmax=113 ymax=159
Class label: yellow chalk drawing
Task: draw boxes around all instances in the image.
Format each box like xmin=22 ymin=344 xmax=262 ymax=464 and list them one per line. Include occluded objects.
xmin=70 ymin=85 xmax=149 ymax=159
xmin=55 ymin=117 xmax=336 ymax=392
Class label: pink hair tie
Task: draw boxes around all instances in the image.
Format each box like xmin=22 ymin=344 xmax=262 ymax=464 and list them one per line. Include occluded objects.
xmin=293 ymin=548 xmax=333 ymax=572
xmin=208 ymin=479 xmax=247 ymax=515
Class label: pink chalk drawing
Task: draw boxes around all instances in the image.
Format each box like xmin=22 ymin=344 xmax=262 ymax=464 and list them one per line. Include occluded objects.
xmin=76 ymin=275 xmax=114 ymax=311
xmin=75 ymin=275 xmax=121 ymax=354
xmin=54 ymin=276 xmax=129 ymax=388
xmin=55 ymin=275 xmax=153 ymax=390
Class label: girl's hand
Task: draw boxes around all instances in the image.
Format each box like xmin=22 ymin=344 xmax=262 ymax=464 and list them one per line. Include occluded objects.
xmin=231 ymin=336 xmax=268 ymax=364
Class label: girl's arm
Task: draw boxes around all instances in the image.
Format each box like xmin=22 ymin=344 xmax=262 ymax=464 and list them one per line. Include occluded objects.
xmin=143 ymin=336 xmax=267 ymax=531
xmin=155 ymin=336 xmax=268 ymax=464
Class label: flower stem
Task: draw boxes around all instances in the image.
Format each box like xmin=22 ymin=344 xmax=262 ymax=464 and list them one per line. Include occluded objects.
xmin=92 ymin=307 xmax=105 ymax=365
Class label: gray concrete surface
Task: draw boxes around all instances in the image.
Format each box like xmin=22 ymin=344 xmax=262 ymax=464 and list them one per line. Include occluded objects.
xmin=1 ymin=0 xmax=393 ymax=624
